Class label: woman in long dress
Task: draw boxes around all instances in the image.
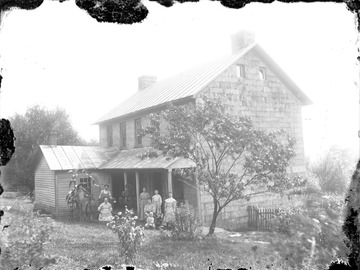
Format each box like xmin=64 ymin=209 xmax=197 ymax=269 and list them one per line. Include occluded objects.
xmin=99 ymin=185 xmax=113 ymax=204
xmin=139 ymin=188 xmax=150 ymax=220
xmin=98 ymin=198 xmax=113 ymax=222
xmin=152 ymin=190 xmax=162 ymax=216
xmin=163 ymin=192 xmax=177 ymax=226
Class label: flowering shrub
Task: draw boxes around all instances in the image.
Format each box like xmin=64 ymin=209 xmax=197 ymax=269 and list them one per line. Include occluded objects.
xmin=0 ymin=204 xmax=56 ymax=269
xmin=168 ymin=204 xmax=202 ymax=240
xmin=107 ymin=207 xmax=145 ymax=265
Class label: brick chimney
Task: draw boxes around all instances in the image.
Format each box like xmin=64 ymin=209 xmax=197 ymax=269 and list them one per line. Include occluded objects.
xmin=231 ymin=30 xmax=256 ymax=54
xmin=138 ymin=75 xmax=157 ymax=91
xmin=48 ymin=129 xmax=58 ymax=145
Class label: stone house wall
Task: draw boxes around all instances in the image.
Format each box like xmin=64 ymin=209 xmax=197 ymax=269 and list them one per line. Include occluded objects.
xmin=196 ymin=50 xmax=306 ymax=230
xmin=99 ymin=116 xmax=153 ymax=148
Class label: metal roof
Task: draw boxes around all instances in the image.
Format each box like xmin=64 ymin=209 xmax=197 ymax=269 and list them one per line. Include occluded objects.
xmin=94 ymin=43 xmax=312 ymax=125
xmin=39 ymin=145 xmax=120 ymax=171
xmin=99 ymin=147 xmax=195 ymax=170
xmin=94 ymin=44 xmax=256 ymax=124
xmin=38 ymin=145 xmax=195 ymax=171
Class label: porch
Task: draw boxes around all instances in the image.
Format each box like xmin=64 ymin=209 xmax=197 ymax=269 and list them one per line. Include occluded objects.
xmin=99 ymin=147 xmax=199 ymax=218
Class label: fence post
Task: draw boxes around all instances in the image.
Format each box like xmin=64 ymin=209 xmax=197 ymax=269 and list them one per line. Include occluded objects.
xmin=255 ymin=206 xmax=259 ymax=231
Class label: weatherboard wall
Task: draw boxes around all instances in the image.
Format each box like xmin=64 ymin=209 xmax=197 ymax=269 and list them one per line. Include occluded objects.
xmin=34 ymin=156 xmax=56 ymax=214
xmin=55 ymin=171 xmax=112 ymax=218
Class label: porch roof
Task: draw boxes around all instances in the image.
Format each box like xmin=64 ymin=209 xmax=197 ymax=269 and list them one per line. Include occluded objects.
xmin=36 ymin=145 xmax=195 ymax=171
xmin=37 ymin=145 xmax=120 ymax=171
xmin=99 ymin=147 xmax=195 ymax=170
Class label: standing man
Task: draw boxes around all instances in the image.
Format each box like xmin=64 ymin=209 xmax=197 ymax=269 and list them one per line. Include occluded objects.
xmin=139 ymin=187 xmax=150 ymax=220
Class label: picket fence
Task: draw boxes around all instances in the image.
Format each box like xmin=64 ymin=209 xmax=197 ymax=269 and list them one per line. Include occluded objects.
xmin=247 ymin=205 xmax=279 ymax=231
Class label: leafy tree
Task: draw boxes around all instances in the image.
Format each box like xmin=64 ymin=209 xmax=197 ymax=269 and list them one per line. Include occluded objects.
xmin=310 ymin=146 xmax=355 ymax=195
xmin=6 ymin=105 xmax=85 ymax=191
xmin=142 ymin=98 xmax=306 ymax=236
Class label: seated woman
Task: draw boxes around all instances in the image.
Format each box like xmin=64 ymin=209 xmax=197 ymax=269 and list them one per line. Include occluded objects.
xmin=97 ymin=198 xmax=114 ymax=222
xmin=144 ymin=199 xmax=156 ymax=216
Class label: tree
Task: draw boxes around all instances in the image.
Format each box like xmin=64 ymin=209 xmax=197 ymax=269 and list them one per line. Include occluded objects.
xmin=310 ymin=146 xmax=355 ymax=195
xmin=142 ymin=98 xmax=306 ymax=236
xmin=6 ymin=105 xmax=85 ymax=191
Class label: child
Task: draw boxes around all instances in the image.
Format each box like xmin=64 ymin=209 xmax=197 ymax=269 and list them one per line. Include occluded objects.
xmin=145 ymin=212 xmax=155 ymax=229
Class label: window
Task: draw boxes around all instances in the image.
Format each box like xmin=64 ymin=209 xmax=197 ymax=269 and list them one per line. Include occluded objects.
xmin=235 ymin=64 xmax=245 ymax=78
xmin=80 ymin=177 xmax=91 ymax=194
xmin=259 ymin=67 xmax=266 ymax=80
xmin=150 ymin=117 xmax=161 ymax=143
xmin=134 ymin=118 xmax=142 ymax=146
xmin=120 ymin=122 xmax=127 ymax=148
xmin=107 ymin=125 xmax=113 ymax=147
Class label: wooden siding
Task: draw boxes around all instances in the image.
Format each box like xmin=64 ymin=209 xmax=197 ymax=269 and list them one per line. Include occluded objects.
xmin=56 ymin=173 xmax=72 ymax=217
xmin=34 ymin=156 xmax=56 ymax=214
xmin=55 ymin=171 xmax=110 ymax=218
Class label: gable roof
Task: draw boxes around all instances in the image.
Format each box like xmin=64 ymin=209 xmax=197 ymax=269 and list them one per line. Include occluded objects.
xmin=35 ymin=145 xmax=195 ymax=171
xmin=94 ymin=43 xmax=312 ymax=125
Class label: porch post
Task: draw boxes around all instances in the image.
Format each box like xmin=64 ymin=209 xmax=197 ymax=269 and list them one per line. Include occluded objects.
xmin=146 ymin=173 xmax=151 ymax=195
xmin=124 ymin=171 xmax=128 ymax=187
xmin=195 ymin=168 xmax=202 ymax=222
xmin=167 ymin=169 xmax=173 ymax=194
xmin=136 ymin=171 xmax=140 ymax=215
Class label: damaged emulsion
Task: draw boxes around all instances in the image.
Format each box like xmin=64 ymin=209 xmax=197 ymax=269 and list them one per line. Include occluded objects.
xmin=342 ymin=161 xmax=360 ymax=269
xmin=0 ymin=71 xmax=16 ymax=260
xmin=0 ymin=0 xmax=360 ymax=270
xmin=0 ymin=118 xmax=16 ymax=199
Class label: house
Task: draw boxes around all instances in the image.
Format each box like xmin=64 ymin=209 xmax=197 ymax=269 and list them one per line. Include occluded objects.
xmin=34 ymin=30 xmax=311 ymax=229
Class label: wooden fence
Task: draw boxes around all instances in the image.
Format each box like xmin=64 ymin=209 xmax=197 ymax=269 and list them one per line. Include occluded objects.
xmin=247 ymin=205 xmax=279 ymax=231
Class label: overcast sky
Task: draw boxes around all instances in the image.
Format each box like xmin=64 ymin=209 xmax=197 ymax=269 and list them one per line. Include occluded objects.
xmin=0 ymin=0 xmax=358 ymax=160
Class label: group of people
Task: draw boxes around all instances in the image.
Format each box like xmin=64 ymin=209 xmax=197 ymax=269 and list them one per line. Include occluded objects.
xmin=96 ymin=185 xmax=178 ymax=228
xmin=139 ymin=188 xmax=177 ymax=229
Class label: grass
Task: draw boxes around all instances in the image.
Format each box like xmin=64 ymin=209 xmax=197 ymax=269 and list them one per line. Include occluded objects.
xmin=0 ymin=194 xmax=331 ymax=270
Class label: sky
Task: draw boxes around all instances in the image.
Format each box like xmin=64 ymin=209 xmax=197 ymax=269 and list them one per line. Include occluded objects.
xmin=0 ymin=0 xmax=358 ymax=160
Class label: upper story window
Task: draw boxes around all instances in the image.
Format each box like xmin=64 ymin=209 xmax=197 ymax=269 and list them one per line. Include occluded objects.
xmin=259 ymin=67 xmax=266 ymax=80
xmin=107 ymin=125 xmax=113 ymax=147
xmin=150 ymin=117 xmax=161 ymax=143
xmin=235 ymin=64 xmax=245 ymax=78
xmin=120 ymin=122 xmax=127 ymax=148
xmin=134 ymin=118 xmax=142 ymax=146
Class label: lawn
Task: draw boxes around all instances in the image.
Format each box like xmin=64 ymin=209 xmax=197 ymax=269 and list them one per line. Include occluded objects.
xmin=0 ymin=193 xmax=343 ymax=270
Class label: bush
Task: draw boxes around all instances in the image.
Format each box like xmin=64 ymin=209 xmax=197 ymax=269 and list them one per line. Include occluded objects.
xmin=270 ymin=195 xmax=349 ymax=269
xmin=0 ymin=202 xmax=56 ymax=269
xmin=165 ymin=204 xmax=202 ymax=241
xmin=271 ymin=207 xmax=302 ymax=235
xmin=107 ymin=207 xmax=145 ymax=265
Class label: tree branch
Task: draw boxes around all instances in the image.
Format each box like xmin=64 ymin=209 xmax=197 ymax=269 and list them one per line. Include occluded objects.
xmin=225 ymin=150 xmax=245 ymax=176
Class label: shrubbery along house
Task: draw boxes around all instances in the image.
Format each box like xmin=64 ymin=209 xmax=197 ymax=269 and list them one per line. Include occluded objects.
xmin=33 ymin=30 xmax=311 ymax=230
